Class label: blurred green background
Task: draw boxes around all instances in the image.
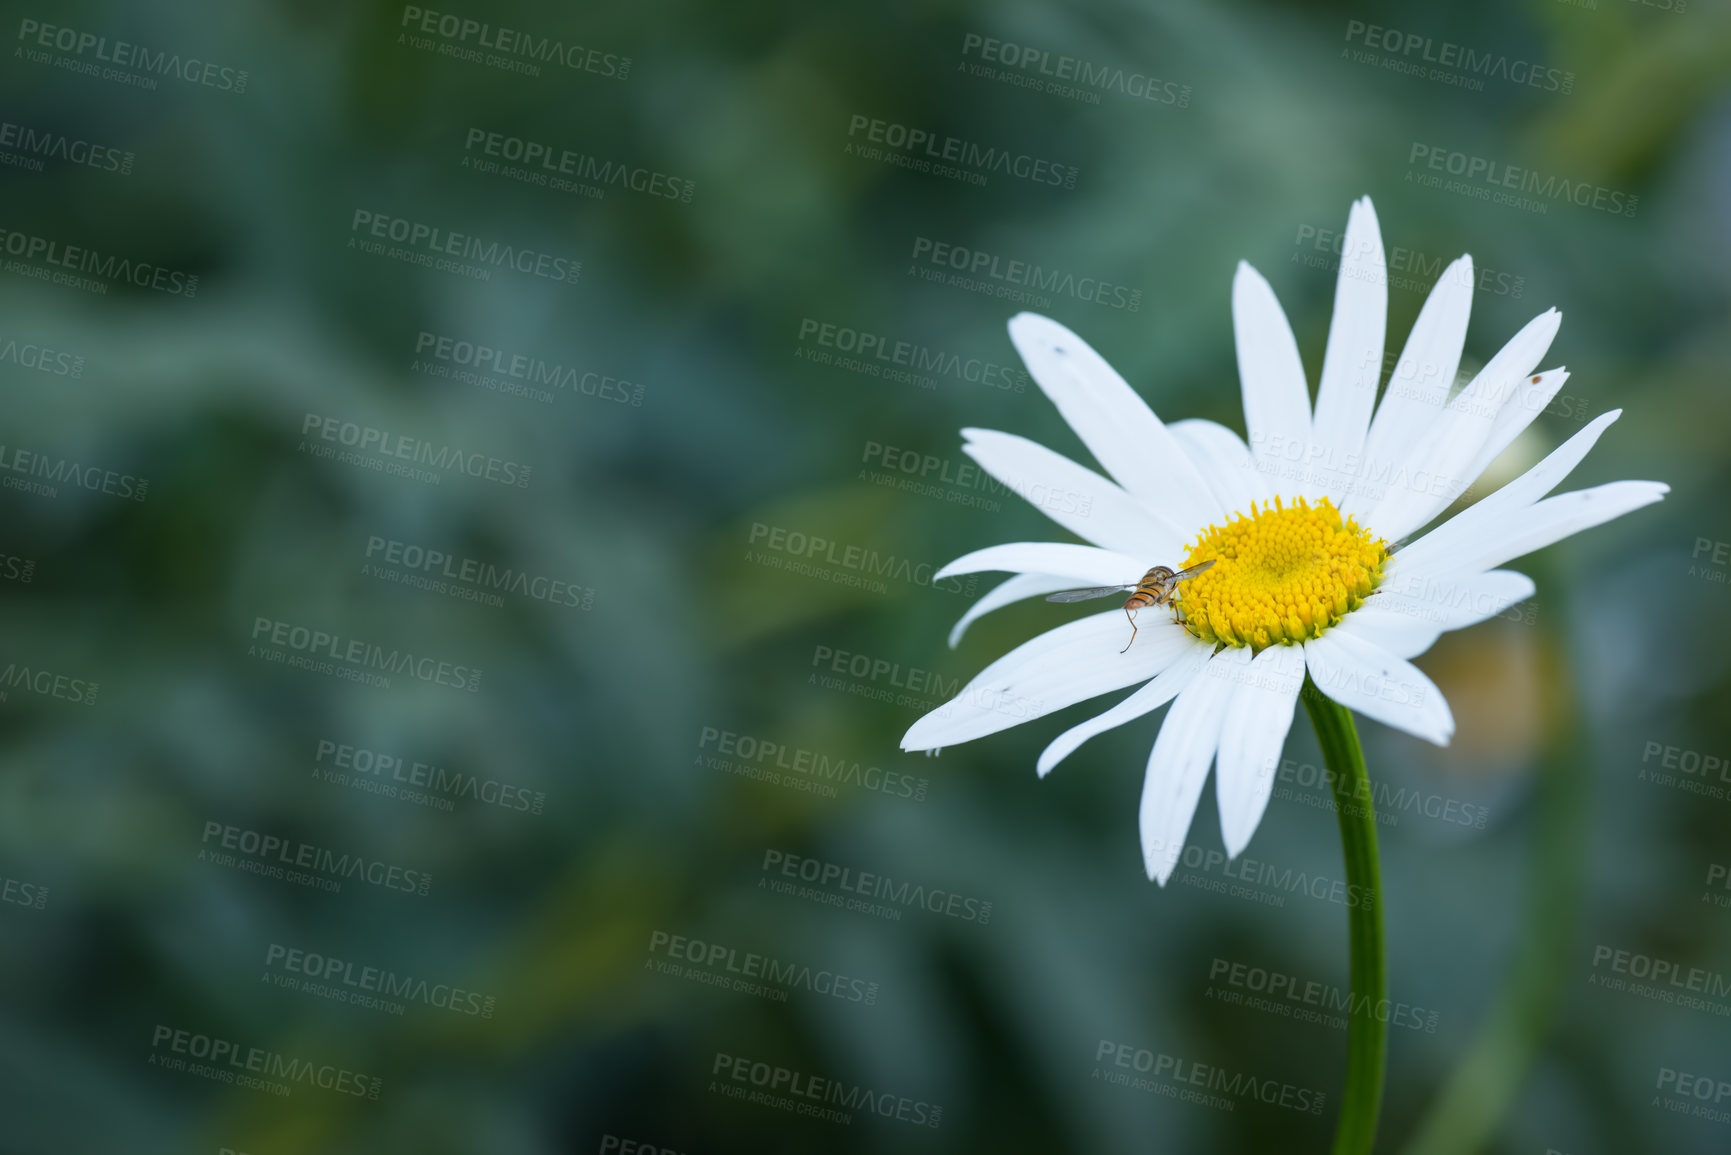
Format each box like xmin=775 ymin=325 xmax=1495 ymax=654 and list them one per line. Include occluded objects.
xmin=0 ymin=0 xmax=1728 ymax=1151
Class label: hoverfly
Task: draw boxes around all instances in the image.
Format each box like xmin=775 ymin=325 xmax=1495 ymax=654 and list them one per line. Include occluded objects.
xmin=1045 ymin=561 xmax=1216 ymax=653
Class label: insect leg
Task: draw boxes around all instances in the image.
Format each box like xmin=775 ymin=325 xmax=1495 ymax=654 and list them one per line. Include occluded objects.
xmin=1120 ymin=605 xmax=1139 ymax=654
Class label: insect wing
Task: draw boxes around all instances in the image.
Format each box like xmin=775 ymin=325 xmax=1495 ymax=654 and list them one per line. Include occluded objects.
xmin=1169 ymin=559 xmax=1216 ymax=583
xmin=1149 ymin=559 xmax=1215 ymax=601
xmin=1044 ymin=585 xmax=1134 ymax=604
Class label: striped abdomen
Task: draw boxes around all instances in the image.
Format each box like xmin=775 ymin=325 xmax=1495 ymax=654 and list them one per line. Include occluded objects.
xmin=1124 ymin=566 xmax=1177 ymax=610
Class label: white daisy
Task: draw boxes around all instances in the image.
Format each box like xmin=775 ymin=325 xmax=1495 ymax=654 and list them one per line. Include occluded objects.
xmin=901 ymin=196 xmax=1667 ymax=884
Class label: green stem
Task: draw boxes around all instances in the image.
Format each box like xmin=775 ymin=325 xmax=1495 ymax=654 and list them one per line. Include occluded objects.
xmin=1303 ymin=674 xmax=1387 ymax=1155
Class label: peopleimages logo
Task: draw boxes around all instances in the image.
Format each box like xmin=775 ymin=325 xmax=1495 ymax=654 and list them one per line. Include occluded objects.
xmin=249 ymin=616 xmax=484 ymax=692
xmin=1206 ymin=957 xmax=1440 ymax=1033
xmin=1590 ymin=945 xmax=1731 ymax=998
xmin=1274 ymin=754 xmax=1489 ymax=830
xmin=1175 ymin=845 xmax=1377 ymax=910
xmin=463 ymin=129 xmax=693 ymax=202
xmin=795 ymin=317 xmax=1028 ymax=394
xmin=809 ymin=645 xmax=959 ymax=701
xmin=300 ymin=413 xmax=532 ymax=488
xmin=0 ymin=660 xmax=98 ymax=705
xmin=1343 ymin=20 xmax=1574 ymax=93
xmin=745 ymin=523 xmax=974 ymax=596
xmin=0 ymin=227 xmax=198 ymax=296
xmin=0 ymin=553 xmax=34 ymax=585
xmin=759 ymin=849 xmax=993 ymax=924
xmin=313 ymin=738 xmax=546 ymax=815
xmin=413 ymin=331 xmax=642 ymax=406
xmin=263 ymin=942 xmax=496 ymax=1018
xmin=148 ymin=1024 xmax=380 ymax=1099
xmin=1292 ymin=222 xmax=1525 ymax=299
xmin=0 ymin=441 xmax=147 ymax=502
xmin=958 ymin=33 xmax=1191 ymax=107
xmin=200 ymin=820 xmax=434 ymax=896
xmin=1406 ymin=143 xmax=1637 ymax=217
xmin=0 ymin=120 xmax=133 ymax=174
xmin=711 ymin=1052 xmax=943 ymax=1128
xmin=16 ymin=18 xmax=250 ymax=92
xmin=1705 ymin=862 xmax=1731 ymax=909
xmin=0 ymin=333 xmax=84 ymax=377
xmin=1094 ymin=1040 xmax=1326 ymax=1115
xmin=348 ymin=210 xmax=581 ymax=284
xmin=909 ymin=236 xmax=1142 ymax=312
xmin=1638 ymin=739 xmax=1731 ymax=801
xmin=1654 ymin=1066 xmax=1731 ymax=1123
xmin=0 ymin=871 xmax=48 ymax=910
xmin=648 ymin=930 xmax=881 ymax=1005
xmin=397 ymin=6 xmax=630 ymax=78
xmin=845 ymin=114 xmax=1079 ymax=189
xmin=364 ymin=534 xmax=594 ymax=611
xmin=698 ymin=725 xmax=930 ymax=802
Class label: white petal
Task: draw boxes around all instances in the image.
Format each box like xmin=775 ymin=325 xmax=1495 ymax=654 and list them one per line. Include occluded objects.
xmin=1311 ymin=197 xmax=1387 ymax=500
xmin=1351 ymin=254 xmax=1473 ymax=516
xmin=1141 ymin=647 xmax=1244 ymax=884
xmin=1007 ymin=313 xmax=1222 ymax=530
xmin=934 ymin=542 xmax=1148 ymax=584
xmin=960 ymin=428 xmax=1186 ymax=558
xmin=1333 ymin=609 xmax=1440 ymax=661
xmin=1339 ymin=566 xmax=1538 ymax=660
xmin=948 ymin=573 xmax=1083 ymax=649
xmin=1167 ymin=418 xmax=1272 ymax=521
xmin=1392 ymin=480 xmax=1668 ymax=582
xmin=1369 ymin=568 xmax=1536 ymax=637
xmin=1390 ymin=409 xmax=1622 ymax=576
xmin=1363 ymin=309 xmax=1561 ymax=542
xmin=1303 ymin=630 xmax=1455 ymax=746
xmin=1036 ymin=640 xmax=1211 ymax=778
xmin=1215 ymin=644 xmax=1306 ymax=857
xmin=1232 ymin=262 xmax=1313 ymax=495
xmin=902 ymin=614 xmax=1190 ymax=752
xmin=1459 ymin=367 xmax=1569 ymax=487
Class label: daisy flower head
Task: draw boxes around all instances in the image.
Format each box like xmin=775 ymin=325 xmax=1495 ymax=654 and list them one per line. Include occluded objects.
xmin=901 ymin=197 xmax=1667 ymax=885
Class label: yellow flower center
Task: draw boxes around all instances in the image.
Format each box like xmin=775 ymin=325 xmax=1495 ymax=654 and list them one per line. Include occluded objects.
xmin=1173 ymin=495 xmax=1387 ymax=651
